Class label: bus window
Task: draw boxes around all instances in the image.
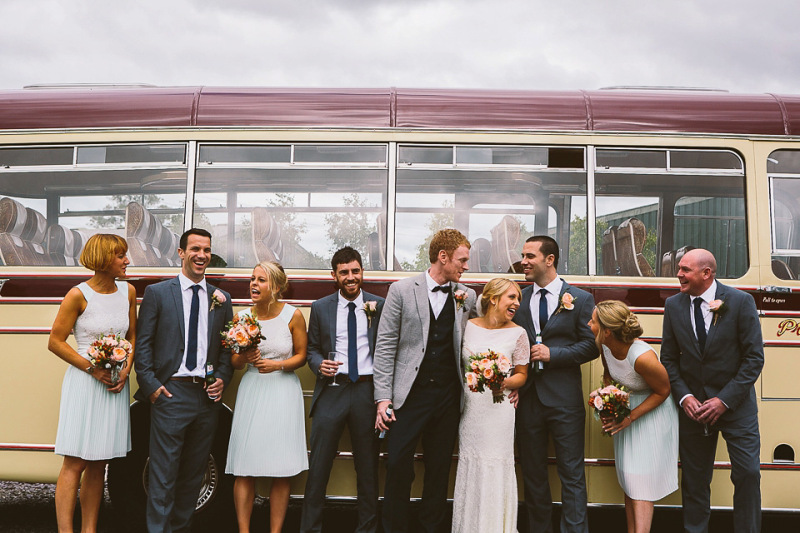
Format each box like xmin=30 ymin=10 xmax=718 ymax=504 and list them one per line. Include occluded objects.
xmin=0 ymin=144 xmax=186 ymax=267
xmin=595 ymin=148 xmax=746 ymax=277
xmin=194 ymin=144 xmax=388 ymax=269
xmin=396 ymin=144 xmax=587 ymax=274
xmin=768 ymin=149 xmax=800 ymax=279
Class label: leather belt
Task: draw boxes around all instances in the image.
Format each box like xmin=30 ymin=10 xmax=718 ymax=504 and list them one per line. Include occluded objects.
xmin=170 ymin=376 xmax=205 ymax=384
xmin=331 ymin=374 xmax=373 ymax=384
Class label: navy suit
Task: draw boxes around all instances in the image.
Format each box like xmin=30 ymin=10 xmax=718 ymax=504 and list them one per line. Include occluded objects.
xmin=661 ymin=281 xmax=763 ymax=533
xmin=300 ymin=290 xmax=384 ymax=533
xmin=513 ymin=280 xmax=596 ymax=533
xmin=134 ymin=277 xmax=233 ymax=533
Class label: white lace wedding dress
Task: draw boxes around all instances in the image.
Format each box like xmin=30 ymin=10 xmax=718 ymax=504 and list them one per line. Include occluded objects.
xmin=452 ymin=321 xmax=529 ymax=533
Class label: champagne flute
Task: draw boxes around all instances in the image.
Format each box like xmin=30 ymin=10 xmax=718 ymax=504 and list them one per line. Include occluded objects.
xmin=327 ymin=351 xmax=340 ymax=387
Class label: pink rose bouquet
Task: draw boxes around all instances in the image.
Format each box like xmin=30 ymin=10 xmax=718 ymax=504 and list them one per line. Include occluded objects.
xmin=220 ymin=313 xmax=265 ymax=354
xmin=464 ymin=349 xmax=512 ymax=403
xmin=588 ymin=381 xmax=631 ymax=434
xmin=88 ymin=333 xmax=132 ymax=384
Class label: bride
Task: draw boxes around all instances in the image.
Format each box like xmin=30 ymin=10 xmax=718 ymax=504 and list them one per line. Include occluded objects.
xmin=452 ymin=277 xmax=529 ymax=533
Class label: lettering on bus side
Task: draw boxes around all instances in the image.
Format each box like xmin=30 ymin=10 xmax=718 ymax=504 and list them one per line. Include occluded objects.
xmin=776 ymin=319 xmax=800 ymax=336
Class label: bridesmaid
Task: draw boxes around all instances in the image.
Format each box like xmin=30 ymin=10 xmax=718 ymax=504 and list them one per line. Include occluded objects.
xmin=226 ymin=261 xmax=308 ymax=533
xmin=589 ymin=300 xmax=678 ymax=533
xmin=48 ymin=234 xmax=137 ymax=533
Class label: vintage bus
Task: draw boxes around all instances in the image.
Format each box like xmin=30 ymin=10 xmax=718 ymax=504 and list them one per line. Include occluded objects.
xmin=1 ymin=85 xmax=799 ymax=526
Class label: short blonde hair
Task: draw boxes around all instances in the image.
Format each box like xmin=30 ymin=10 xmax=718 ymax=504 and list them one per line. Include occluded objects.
xmin=80 ymin=234 xmax=128 ymax=272
xmin=255 ymin=261 xmax=288 ymax=301
xmin=480 ymin=277 xmax=521 ymax=313
xmin=428 ymin=228 xmax=471 ymax=264
xmin=594 ymin=300 xmax=644 ymax=345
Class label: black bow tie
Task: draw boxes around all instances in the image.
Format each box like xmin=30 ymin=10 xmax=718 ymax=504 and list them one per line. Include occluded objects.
xmin=432 ymin=285 xmax=451 ymax=293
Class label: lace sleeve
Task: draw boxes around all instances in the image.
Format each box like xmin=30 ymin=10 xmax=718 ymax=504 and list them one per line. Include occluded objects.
xmin=512 ymin=328 xmax=530 ymax=366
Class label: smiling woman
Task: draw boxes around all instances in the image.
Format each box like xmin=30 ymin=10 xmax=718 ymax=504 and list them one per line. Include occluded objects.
xmin=1 ymin=86 xmax=800 ymax=522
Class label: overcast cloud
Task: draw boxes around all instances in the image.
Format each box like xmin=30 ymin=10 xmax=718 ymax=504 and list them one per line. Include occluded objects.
xmin=1 ymin=0 xmax=798 ymax=94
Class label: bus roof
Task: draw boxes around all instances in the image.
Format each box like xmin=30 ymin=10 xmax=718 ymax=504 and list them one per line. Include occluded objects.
xmin=1 ymin=86 xmax=800 ymax=135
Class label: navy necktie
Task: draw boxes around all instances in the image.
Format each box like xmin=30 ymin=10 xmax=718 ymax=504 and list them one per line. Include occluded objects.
xmin=538 ymin=288 xmax=549 ymax=332
xmin=347 ymin=302 xmax=358 ymax=382
xmin=693 ymin=297 xmax=707 ymax=352
xmin=187 ymin=284 xmax=200 ymax=370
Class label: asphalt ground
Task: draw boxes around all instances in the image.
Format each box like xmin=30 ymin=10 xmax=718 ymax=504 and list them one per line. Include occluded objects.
xmin=1 ymin=481 xmax=798 ymax=532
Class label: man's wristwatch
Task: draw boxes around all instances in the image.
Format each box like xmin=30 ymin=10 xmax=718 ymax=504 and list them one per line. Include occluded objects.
xmin=85 ymin=365 xmax=94 ymax=375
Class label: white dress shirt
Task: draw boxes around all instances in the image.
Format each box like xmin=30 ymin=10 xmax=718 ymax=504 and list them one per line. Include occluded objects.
xmin=529 ymin=277 xmax=564 ymax=335
xmin=174 ymin=273 xmax=209 ymax=378
xmin=689 ymin=281 xmax=717 ymax=336
xmin=425 ymin=271 xmax=450 ymax=318
xmin=334 ymin=291 xmax=373 ymax=376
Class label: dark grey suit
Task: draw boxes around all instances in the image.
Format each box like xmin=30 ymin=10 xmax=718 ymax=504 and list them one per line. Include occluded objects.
xmin=513 ymin=281 xmax=596 ymax=533
xmin=300 ymin=290 xmax=384 ymax=533
xmin=134 ymin=277 xmax=233 ymax=533
xmin=661 ymin=281 xmax=763 ymax=533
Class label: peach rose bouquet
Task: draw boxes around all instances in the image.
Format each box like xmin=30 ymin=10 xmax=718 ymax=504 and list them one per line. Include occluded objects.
xmin=220 ymin=313 xmax=265 ymax=354
xmin=88 ymin=333 xmax=132 ymax=384
xmin=464 ymin=349 xmax=512 ymax=403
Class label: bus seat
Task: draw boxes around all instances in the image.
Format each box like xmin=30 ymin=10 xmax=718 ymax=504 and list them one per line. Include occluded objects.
xmin=367 ymin=231 xmax=384 ymax=270
xmin=673 ymin=245 xmax=695 ymax=270
xmin=661 ymin=251 xmax=675 ymax=277
xmin=508 ymin=260 xmax=524 ymax=274
xmin=125 ymin=201 xmax=180 ymax=267
xmin=46 ymin=224 xmax=88 ymax=266
xmin=471 ymin=237 xmax=492 ymax=272
xmin=252 ymin=207 xmax=283 ymax=262
xmin=375 ymin=213 xmax=402 ymax=271
xmin=772 ymin=259 xmax=794 ymax=280
xmin=0 ymin=197 xmax=49 ymax=266
xmin=601 ymin=225 xmax=620 ymax=275
xmin=490 ymin=215 xmax=521 ymax=272
xmin=616 ymin=217 xmax=654 ymax=277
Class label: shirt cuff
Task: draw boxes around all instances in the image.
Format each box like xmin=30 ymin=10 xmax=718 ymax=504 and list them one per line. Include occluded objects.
xmin=679 ymin=394 xmax=694 ymax=407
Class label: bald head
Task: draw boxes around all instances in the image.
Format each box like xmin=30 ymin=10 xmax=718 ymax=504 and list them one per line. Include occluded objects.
xmin=677 ymin=248 xmax=717 ymax=296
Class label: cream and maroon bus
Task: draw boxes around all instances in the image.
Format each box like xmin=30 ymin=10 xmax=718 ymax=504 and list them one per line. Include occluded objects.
xmin=1 ymin=86 xmax=798 ymax=526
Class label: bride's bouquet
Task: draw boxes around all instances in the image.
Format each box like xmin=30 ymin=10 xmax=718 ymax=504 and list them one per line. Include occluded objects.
xmin=588 ymin=381 xmax=631 ymax=433
xmin=220 ymin=313 xmax=265 ymax=354
xmin=464 ymin=349 xmax=512 ymax=403
xmin=87 ymin=333 xmax=132 ymax=385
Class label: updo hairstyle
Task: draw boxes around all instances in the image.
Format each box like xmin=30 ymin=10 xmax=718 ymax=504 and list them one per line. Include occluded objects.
xmin=480 ymin=277 xmax=521 ymax=315
xmin=255 ymin=261 xmax=288 ymax=301
xmin=594 ymin=300 xmax=644 ymax=344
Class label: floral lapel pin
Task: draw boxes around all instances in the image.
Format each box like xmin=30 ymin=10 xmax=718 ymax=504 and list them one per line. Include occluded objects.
xmin=210 ymin=289 xmax=226 ymax=311
xmin=453 ymin=289 xmax=468 ymax=311
xmin=363 ymin=301 xmax=378 ymax=327
xmin=554 ymin=291 xmax=575 ymax=316
xmin=709 ymin=299 xmax=726 ymax=325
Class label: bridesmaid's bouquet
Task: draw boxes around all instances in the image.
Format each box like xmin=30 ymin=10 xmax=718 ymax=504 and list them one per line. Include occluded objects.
xmin=464 ymin=349 xmax=512 ymax=403
xmin=220 ymin=313 xmax=265 ymax=354
xmin=87 ymin=333 xmax=132 ymax=385
xmin=588 ymin=382 xmax=631 ymax=433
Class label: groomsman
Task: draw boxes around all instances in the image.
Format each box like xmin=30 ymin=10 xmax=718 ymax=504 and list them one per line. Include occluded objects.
xmin=134 ymin=228 xmax=233 ymax=533
xmin=511 ymin=235 xmax=596 ymax=533
xmin=661 ymin=248 xmax=763 ymax=533
xmin=300 ymin=247 xmax=385 ymax=533
xmin=374 ymin=228 xmax=477 ymax=533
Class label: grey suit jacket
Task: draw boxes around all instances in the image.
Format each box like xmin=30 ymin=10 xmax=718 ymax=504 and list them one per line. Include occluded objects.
xmin=660 ymin=281 xmax=764 ymax=421
xmin=307 ymin=290 xmax=385 ymax=416
xmin=512 ymin=280 xmax=597 ymax=408
xmin=373 ymin=273 xmax=477 ymax=410
xmin=134 ymin=277 xmax=234 ymax=402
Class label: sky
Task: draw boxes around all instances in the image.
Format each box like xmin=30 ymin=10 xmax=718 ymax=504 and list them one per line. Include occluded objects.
xmin=1 ymin=0 xmax=798 ymax=94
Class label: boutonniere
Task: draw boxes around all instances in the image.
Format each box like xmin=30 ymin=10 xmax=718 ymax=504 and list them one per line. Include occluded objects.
xmin=709 ymin=299 xmax=726 ymax=325
xmin=453 ymin=289 xmax=468 ymax=311
xmin=210 ymin=289 xmax=226 ymax=311
xmin=554 ymin=291 xmax=575 ymax=315
xmin=363 ymin=301 xmax=378 ymax=327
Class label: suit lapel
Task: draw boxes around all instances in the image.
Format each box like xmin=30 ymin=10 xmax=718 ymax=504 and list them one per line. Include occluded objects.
xmin=676 ymin=292 xmax=703 ymax=358
xmin=362 ymin=291 xmax=377 ymax=356
xmin=413 ymin=274 xmax=431 ymax=343
xmin=327 ymin=294 xmax=339 ymax=355
xmin=541 ymin=280 xmax=569 ymax=336
xmin=703 ymin=282 xmax=727 ymax=351
xmin=517 ymin=286 xmax=536 ymax=342
xmin=206 ymin=282 xmax=217 ymax=347
xmin=169 ymin=278 xmax=186 ymax=341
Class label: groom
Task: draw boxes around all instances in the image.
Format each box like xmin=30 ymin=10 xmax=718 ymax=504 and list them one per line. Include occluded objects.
xmin=660 ymin=248 xmax=763 ymax=533
xmin=511 ymin=235 xmax=596 ymax=533
xmin=373 ymin=228 xmax=476 ymax=533
xmin=134 ymin=228 xmax=234 ymax=533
